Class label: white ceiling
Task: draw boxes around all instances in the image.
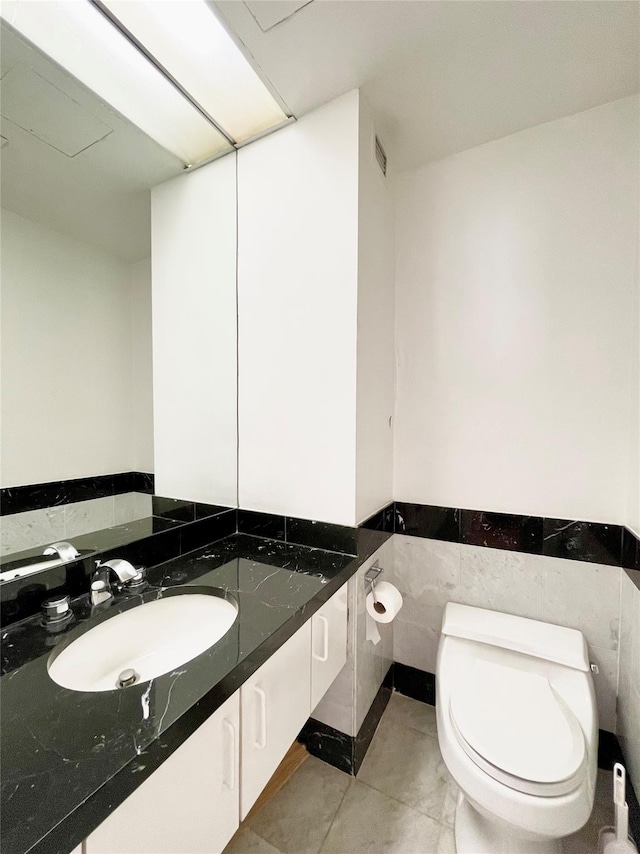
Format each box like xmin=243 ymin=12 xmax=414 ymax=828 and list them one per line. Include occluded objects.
xmin=0 ymin=23 xmax=183 ymax=263
xmin=214 ymin=0 xmax=640 ymax=173
xmin=1 ymin=2 xmax=637 ymax=261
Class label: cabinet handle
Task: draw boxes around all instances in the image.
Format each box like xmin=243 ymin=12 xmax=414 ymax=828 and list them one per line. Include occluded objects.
xmin=313 ymin=615 xmax=329 ymax=662
xmin=222 ymin=718 xmax=236 ymax=791
xmin=253 ymin=686 xmax=267 ymax=749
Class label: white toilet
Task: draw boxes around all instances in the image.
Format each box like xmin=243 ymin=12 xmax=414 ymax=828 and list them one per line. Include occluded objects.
xmin=436 ymin=603 xmax=598 ymax=854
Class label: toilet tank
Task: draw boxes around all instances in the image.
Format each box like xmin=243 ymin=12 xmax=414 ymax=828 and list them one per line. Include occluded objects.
xmin=441 ymin=603 xmax=590 ymax=672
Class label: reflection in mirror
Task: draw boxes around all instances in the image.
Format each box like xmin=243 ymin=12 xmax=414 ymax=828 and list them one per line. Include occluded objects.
xmin=0 ymin=21 xmax=238 ymax=572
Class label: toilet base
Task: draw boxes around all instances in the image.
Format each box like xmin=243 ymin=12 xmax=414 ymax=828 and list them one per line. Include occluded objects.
xmin=455 ymin=793 xmax=563 ymax=854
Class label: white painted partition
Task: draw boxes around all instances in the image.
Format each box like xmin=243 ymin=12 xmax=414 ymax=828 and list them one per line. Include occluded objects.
xmin=355 ymin=97 xmax=395 ymax=524
xmin=393 ymin=96 xmax=640 ymax=523
xmin=237 ymin=91 xmax=361 ymax=525
xmin=151 ymin=155 xmax=238 ymax=507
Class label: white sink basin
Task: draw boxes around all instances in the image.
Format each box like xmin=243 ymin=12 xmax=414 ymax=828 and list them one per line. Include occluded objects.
xmin=48 ymin=590 xmax=238 ymax=692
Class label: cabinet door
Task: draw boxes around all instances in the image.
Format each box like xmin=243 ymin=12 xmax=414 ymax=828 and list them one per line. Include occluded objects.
xmin=85 ymin=692 xmax=240 ymax=854
xmin=240 ymin=623 xmax=311 ymax=819
xmin=311 ymin=585 xmax=348 ymax=709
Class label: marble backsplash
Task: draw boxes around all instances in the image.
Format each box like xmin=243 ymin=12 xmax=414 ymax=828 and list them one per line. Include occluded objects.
xmin=312 ymin=539 xmax=394 ymax=737
xmin=1 ymin=492 xmax=153 ymax=556
xmin=618 ymin=569 xmax=640 ymax=794
xmin=392 ymin=533 xmax=623 ymax=733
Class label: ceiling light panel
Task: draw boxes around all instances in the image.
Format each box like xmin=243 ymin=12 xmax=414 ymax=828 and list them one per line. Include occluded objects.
xmin=98 ymin=0 xmax=289 ymax=143
xmin=0 ymin=0 xmax=232 ymax=165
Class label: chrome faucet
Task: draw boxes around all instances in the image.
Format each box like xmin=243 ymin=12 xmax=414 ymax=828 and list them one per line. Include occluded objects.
xmin=90 ymin=559 xmax=146 ymax=605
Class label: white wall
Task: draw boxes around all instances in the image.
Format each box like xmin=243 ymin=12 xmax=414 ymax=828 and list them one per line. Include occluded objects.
xmin=0 ymin=209 xmax=144 ymax=486
xmin=355 ymin=98 xmax=396 ymax=524
xmin=238 ymin=91 xmax=360 ymax=525
xmin=131 ymin=257 xmax=154 ymax=474
xmin=393 ymin=96 xmax=640 ymax=523
xmin=151 ymin=155 xmax=238 ymax=508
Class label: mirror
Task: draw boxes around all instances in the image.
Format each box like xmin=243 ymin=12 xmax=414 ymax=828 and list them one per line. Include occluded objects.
xmin=0 ymin=22 xmax=239 ymax=573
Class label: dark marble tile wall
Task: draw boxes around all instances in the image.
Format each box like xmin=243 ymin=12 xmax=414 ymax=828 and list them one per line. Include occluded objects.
xmin=361 ymin=501 xmax=640 ymax=569
xmin=1 ymin=472 xmax=155 ymax=516
xmin=237 ymin=510 xmax=359 ymax=556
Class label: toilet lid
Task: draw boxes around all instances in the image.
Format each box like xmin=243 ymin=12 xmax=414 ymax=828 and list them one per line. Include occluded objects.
xmin=449 ymin=659 xmax=586 ymax=787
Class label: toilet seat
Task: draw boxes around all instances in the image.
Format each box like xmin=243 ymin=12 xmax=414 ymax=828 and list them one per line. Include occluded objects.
xmin=449 ymin=659 xmax=587 ymax=797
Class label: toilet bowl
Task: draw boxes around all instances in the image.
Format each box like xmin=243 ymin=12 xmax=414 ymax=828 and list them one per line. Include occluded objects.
xmin=436 ymin=603 xmax=598 ymax=854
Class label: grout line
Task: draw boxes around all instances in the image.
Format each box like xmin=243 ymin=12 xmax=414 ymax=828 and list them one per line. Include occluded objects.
xmin=317 ymin=779 xmax=353 ymax=854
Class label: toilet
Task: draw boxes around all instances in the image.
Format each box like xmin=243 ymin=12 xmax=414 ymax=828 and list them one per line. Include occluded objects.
xmin=436 ymin=603 xmax=598 ymax=854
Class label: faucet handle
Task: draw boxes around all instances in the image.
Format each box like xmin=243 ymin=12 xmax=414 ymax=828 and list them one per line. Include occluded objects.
xmin=126 ymin=566 xmax=147 ymax=588
xmin=95 ymin=559 xmax=138 ymax=582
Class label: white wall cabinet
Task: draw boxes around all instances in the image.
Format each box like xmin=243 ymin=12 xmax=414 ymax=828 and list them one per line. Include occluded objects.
xmin=311 ymin=586 xmax=348 ymax=709
xmin=84 ymin=692 xmax=240 ymax=854
xmin=240 ymin=622 xmax=312 ymax=819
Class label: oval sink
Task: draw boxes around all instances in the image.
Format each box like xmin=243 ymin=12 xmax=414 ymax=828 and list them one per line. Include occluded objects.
xmin=48 ymin=589 xmax=237 ymax=692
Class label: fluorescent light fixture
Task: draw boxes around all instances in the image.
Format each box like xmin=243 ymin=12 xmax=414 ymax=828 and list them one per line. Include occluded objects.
xmin=0 ymin=0 xmax=233 ymax=165
xmin=98 ymin=0 xmax=289 ymax=143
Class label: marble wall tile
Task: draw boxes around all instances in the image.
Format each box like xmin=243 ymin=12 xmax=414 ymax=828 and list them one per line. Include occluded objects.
xmin=542 ymin=558 xmax=622 ymax=652
xmin=588 ymin=645 xmax=618 ymax=733
xmin=1 ymin=506 xmax=66 ymax=554
xmin=458 ymin=545 xmax=545 ymax=621
xmin=393 ymin=536 xmax=461 ymax=675
xmin=394 ymin=614 xmax=441 ymax=675
xmin=132 ymin=492 xmax=153 ymax=519
xmin=355 ymin=540 xmax=394 ymax=733
xmin=618 ymin=574 xmax=640 ymax=793
xmin=63 ymin=496 xmax=115 ymax=539
xmin=312 ymin=541 xmax=394 ymax=739
xmin=543 ymin=519 xmax=623 ymax=566
xmin=113 ymin=492 xmax=134 ymax=526
xmin=393 ymin=535 xmax=461 ymax=607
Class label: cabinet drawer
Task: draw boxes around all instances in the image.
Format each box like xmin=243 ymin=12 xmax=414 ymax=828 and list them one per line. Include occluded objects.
xmin=311 ymin=584 xmax=348 ymax=709
xmin=84 ymin=692 xmax=240 ymax=854
xmin=240 ymin=622 xmax=311 ymax=819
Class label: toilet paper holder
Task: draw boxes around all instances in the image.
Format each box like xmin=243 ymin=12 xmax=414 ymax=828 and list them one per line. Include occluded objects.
xmin=364 ymin=562 xmax=383 ymax=595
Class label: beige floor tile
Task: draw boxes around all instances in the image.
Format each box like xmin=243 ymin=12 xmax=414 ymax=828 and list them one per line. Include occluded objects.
xmin=358 ymin=716 xmax=450 ymax=821
xmin=588 ymin=769 xmax=615 ymax=828
xmin=320 ymin=780 xmax=442 ymax=854
xmin=223 ymin=827 xmax=282 ymax=854
xmin=436 ymin=824 xmax=457 ymax=854
xmin=562 ymin=822 xmax=600 ymax=854
xmin=440 ymin=780 xmax=459 ymax=829
xmin=385 ymin=692 xmax=438 ymax=737
xmin=248 ymin=756 xmax=350 ymax=854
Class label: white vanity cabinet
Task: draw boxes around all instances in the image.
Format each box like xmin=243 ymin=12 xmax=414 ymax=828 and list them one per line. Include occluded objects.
xmin=78 ymin=581 xmax=349 ymax=853
xmin=83 ymin=692 xmax=240 ymax=854
xmin=311 ymin=586 xmax=348 ymax=709
xmin=240 ymin=622 xmax=312 ymax=819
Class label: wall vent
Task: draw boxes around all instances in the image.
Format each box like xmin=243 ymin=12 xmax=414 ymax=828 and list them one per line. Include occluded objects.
xmin=375 ymin=135 xmax=387 ymax=177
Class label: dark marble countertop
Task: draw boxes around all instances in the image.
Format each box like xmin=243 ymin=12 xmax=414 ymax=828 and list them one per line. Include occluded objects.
xmin=1 ymin=530 xmax=388 ymax=854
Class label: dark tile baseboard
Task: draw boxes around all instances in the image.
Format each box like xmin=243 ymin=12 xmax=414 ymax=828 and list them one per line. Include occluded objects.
xmin=391 ymin=662 xmax=436 ymax=706
xmin=298 ymin=673 xmax=392 ymax=776
xmin=1 ymin=472 xmax=154 ymax=516
xmin=362 ymin=502 xmax=640 ymax=570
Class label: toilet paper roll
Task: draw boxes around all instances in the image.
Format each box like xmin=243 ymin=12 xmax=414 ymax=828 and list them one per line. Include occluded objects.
xmin=366 ymin=581 xmax=403 ymax=624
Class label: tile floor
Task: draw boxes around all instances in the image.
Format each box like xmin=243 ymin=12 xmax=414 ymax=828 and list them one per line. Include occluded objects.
xmin=224 ymin=692 xmax=615 ymax=854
